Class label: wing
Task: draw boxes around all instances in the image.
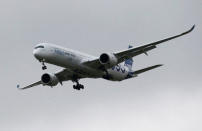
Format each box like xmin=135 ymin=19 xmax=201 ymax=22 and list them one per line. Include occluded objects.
xmin=83 ymin=25 xmax=195 ymax=69
xmin=55 ymin=68 xmax=87 ymax=82
xmin=115 ymin=25 xmax=195 ymax=63
xmin=18 ymin=69 xmax=74 ymax=90
xmin=55 ymin=68 xmax=74 ymax=82
xmin=17 ymin=81 xmax=42 ymax=90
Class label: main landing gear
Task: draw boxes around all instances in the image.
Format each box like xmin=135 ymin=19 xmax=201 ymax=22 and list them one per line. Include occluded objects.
xmin=73 ymin=80 xmax=84 ymax=90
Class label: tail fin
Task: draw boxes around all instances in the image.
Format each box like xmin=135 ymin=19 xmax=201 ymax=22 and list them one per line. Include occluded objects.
xmin=124 ymin=45 xmax=134 ymax=71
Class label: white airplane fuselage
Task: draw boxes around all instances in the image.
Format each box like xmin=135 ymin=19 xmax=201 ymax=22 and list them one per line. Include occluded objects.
xmin=33 ymin=43 xmax=132 ymax=81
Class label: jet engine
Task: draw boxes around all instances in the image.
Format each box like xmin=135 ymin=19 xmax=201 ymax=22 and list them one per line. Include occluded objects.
xmin=99 ymin=53 xmax=118 ymax=68
xmin=41 ymin=73 xmax=59 ymax=86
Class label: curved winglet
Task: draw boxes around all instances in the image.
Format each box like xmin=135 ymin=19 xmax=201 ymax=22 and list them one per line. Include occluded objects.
xmin=181 ymin=25 xmax=195 ymax=35
xmin=17 ymin=85 xmax=20 ymax=88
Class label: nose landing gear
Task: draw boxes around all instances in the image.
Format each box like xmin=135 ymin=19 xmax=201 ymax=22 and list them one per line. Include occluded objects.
xmin=42 ymin=65 xmax=47 ymax=70
xmin=41 ymin=59 xmax=47 ymax=70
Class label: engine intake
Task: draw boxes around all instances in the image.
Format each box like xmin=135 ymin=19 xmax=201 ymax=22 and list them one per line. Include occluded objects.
xmin=41 ymin=73 xmax=59 ymax=86
xmin=99 ymin=53 xmax=118 ymax=67
xmin=100 ymin=53 xmax=109 ymax=64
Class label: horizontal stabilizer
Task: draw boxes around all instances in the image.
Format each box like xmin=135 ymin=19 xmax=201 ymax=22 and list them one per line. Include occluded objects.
xmin=133 ymin=64 xmax=163 ymax=75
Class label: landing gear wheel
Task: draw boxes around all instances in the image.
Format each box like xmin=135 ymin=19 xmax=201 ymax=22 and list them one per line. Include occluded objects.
xmin=72 ymin=78 xmax=84 ymax=90
xmin=79 ymin=84 xmax=84 ymax=89
xmin=42 ymin=66 xmax=47 ymax=70
xmin=73 ymin=85 xmax=80 ymax=90
xmin=41 ymin=59 xmax=47 ymax=70
xmin=73 ymin=83 xmax=84 ymax=90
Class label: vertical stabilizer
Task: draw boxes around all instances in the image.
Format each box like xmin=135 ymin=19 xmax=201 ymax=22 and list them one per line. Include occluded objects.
xmin=124 ymin=45 xmax=134 ymax=71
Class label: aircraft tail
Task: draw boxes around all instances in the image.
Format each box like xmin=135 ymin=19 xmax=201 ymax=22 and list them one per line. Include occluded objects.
xmin=124 ymin=45 xmax=134 ymax=71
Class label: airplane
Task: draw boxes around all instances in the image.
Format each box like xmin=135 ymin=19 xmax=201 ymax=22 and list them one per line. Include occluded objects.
xmin=17 ymin=25 xmax=195 ymax=90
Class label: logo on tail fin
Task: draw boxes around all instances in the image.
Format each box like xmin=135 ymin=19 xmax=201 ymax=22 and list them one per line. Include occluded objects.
xmin=125 ymin=59 xmax=133 ymax=66
xmin=128 ymin=45 xmax=133 ymax=48
xmin=124 ymin=45 xmax=134 ymax=71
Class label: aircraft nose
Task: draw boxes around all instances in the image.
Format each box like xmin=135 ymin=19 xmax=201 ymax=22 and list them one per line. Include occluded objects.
xmin=33 ymin=49 xmax=41 ymax=60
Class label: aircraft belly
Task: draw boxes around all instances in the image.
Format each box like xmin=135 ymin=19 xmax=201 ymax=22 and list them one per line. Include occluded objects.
xmin=45 ymin=53 xmax=103 ymax=79
xmin=44 ymin=52 xmax=76 ymax=67
xmin=107 ymin=69 xmax=128 ymax=81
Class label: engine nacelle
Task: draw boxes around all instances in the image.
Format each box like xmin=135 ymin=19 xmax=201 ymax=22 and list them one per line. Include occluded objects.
xmin=99 ymin=53 xmax=118 ymax=67
xmin=41 ymin=73 xmax=59 ymax=86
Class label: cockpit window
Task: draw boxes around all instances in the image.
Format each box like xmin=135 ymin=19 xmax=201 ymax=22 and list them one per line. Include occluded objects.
xmin=35 ymin=45 xmax=44 ymax=49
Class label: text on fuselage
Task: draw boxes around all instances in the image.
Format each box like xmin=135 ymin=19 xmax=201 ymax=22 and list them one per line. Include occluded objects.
xmin=112 ymin=65 xmax=126 ymax=73
xmin=54 ymin=49 xmax=76 ymax=57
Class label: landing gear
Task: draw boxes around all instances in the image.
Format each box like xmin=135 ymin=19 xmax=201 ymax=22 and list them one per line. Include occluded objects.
xmin=41 ymin=59 xmax=47 ymax=70
xmin=73 ymin=80 xmax=84 ymax=90
xmin=73 ymin=84 xmax=84 ymax=90
xmin=42 ymin=65 xmax=47 ymax=70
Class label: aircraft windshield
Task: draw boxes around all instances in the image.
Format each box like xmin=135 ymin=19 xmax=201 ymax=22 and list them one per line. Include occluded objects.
xmin=35 ymin=45 xmax=44 ymax=49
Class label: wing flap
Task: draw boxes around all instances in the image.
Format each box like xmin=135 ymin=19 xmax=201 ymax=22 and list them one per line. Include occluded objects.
xmin=118 ymin=45 xmax=156 ymax=63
